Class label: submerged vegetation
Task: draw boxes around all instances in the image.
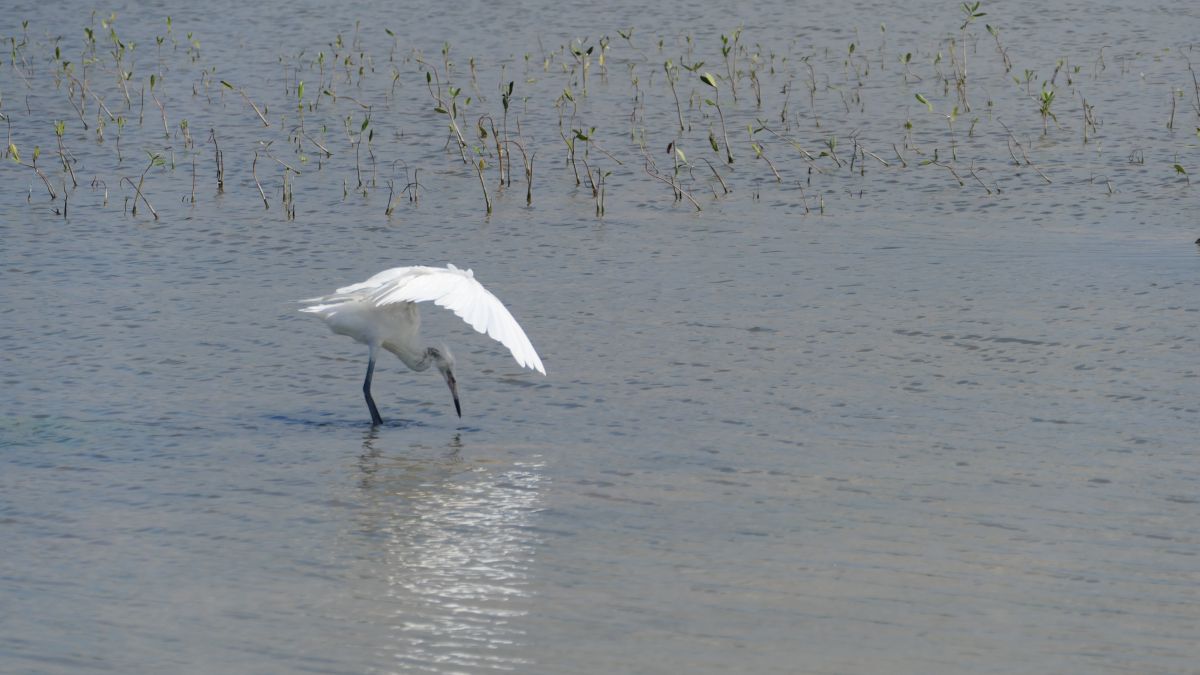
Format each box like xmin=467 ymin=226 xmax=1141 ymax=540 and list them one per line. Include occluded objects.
xmin=1 ymin=5 xmax=1197 ymax=221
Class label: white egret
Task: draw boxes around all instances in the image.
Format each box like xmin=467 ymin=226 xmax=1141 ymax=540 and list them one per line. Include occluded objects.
xmin=300 ymin=264 xmax=545 ymax=425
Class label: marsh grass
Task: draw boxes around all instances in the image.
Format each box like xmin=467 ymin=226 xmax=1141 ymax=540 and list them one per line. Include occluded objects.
xmin=1 ymin=3 xmax=1195 ymax=223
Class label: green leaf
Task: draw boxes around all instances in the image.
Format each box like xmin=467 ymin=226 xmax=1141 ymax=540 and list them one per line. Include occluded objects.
xmin=1175 ymin=164 xmax=1188 ymax=175
xmin=700 ymin=72 xmax=718 ymax=89
xmin=675 ymin=148 xmax=686 ymax=163
xmin=297 ymin=81 xmax=305 ymax=101
xmin=220 ymin=80 xmax=234 ymax=89
xmin=915 ymin=93 xmax=933 ymax=111
xmin=7 ymin=143 xmax=19 ymax=163
xmin=434 ymin=106 xmax=447 ymax=114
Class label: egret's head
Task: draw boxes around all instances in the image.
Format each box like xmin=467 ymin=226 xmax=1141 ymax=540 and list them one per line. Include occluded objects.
xmin=429 ymin=344 xmax=460 ymax=417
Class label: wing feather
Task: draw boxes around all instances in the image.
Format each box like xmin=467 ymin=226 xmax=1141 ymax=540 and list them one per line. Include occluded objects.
xmin=362 ymin=265 xmax=546 ymax=374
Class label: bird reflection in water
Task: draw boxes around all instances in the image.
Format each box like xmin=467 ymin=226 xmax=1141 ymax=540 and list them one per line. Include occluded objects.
xmin=353 ymin=431 xmax=544 ymax=672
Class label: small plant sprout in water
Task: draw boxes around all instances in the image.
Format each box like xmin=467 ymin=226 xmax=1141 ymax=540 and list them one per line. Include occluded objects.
xmin=9 ymin=142 xmax=58 ymax=199
xmin=900 ymin=52 xmax=919 ymax=82
xmin=986 ymin=24 xmax=1012 ymax=73
xmin=126 ymin=151 xmax=164 ymax=218
xmin=818 ymin=136 xmax=841 ymax=167
xmin=720 ymin=27 xmax=742 ymax=100
xmin=219 ymin=79 xmax=270 ymax=126
xmin=1019 ymin=68 xmax=1037 ymax=95
xmin=556 ymin=88 xmax=582 ymax=185
xmin=54 ymin=119 xmax=78 ymax=188
xmin=1081 ymin=98 xmax=1098 ymax=144
xmin=919 ymin=147 xmax=965 ymax=187
xmin=569 ymin=41 xmax=593 ymax=95
xmin=946 ymin=105 xmax=959 ymax=160
xmin=1038 ymin=85 xmax=1057 ymax=135
xmin=956 ymin=1 xmax=985 ymax=109
xmin=422 ymin=65 xmax=471 ymax=165
xmin=748 ymin=123 xmax=781 ymax=181
xmin=700 ymin=72 xmax=733 ymax=164
xmin=664 ymin=60 xmax=685 ymax=132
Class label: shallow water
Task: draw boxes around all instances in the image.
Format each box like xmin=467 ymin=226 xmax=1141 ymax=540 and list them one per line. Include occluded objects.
xmin=3 ymin=0 xmax=1200 ymax=673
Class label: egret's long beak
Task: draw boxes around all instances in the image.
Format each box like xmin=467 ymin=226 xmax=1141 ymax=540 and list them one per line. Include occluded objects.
xmin=445 ymin=371 xmax=461 ymax=417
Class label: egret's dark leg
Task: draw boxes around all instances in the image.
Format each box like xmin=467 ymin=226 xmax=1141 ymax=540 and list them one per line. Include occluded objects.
xmin=363 ymin=356 xmax=384 ymax=425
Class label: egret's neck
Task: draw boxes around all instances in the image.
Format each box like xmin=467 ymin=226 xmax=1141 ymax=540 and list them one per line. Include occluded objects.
xmin=382 ymin=341 xmax=435 ymax=371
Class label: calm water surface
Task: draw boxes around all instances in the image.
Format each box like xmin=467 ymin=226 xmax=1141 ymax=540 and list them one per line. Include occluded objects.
xmin=2 ymin=0 xmax=1199 ymax=673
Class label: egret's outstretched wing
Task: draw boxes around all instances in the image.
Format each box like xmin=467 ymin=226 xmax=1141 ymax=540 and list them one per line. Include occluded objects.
xmin=366 ymin=264 xmax=546 ymax=374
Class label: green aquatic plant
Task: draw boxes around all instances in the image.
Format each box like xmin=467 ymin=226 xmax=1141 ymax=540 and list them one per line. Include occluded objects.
xmin=900 ymin=51 xmax=918 ymax=82
xmin=664 ymin=60 xmax=685 ymax=131
xmin=113 ymin=114 xmax=125 ymax=161
xmin=208 ymin=127 xmax=224 ymax=191
xmin=53 ymin=119 xmax=77 ymax=187
xmin=720 ymin=27 xmax=742 ymax=100
xmin=1081 ymin=98 xmax=1097 ymax=143
xmin=498 ymin=80 xmax=514 ymax=185
xmin=127 ymin=151 xmax=163 ymax=218
xmin=748 ymin=123 xmax=781 ymax=181
xmin=956 ymin=1 xmax=985 ymax=109
xmin=420 ymin=63 xmax=490 ymax=214
xmin=618 ymin=27 xmax=635 ymax=49
xmin=919 ymin=147 xmax=964 ymax=187
xmin=569 ymin=40 xmax=593 ymax=95
xmin=556 ymin=87 xmax=581 ymax=185
xmin=8 ymin=141 xmax=58 ymax=199
xmin=219 ymin=80 xmax=269 ymax=126
xmin=700 ymin=72 xmax=733 ymax=164
xmin=1038 ymin=85 xmax=1056 ymax=135
xmin=421 ymin=63 xmax=470 ymax=164
xmin=819 ymin=135 xmax=841 ymax=167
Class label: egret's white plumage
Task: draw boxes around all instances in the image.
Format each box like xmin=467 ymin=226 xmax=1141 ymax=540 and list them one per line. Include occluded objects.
xmin=300 ymin=264 xmax=545 ymax=424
